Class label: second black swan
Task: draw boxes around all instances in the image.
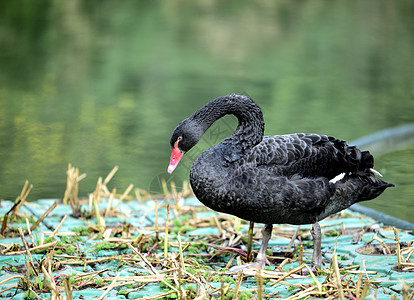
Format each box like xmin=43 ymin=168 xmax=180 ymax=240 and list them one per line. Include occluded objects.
xmin=168 ymin=94 xmax=393 ymax=269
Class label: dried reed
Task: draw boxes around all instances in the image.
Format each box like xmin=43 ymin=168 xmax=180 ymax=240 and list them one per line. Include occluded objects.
xmin=1 ymin=166 xmax=412 ymax=300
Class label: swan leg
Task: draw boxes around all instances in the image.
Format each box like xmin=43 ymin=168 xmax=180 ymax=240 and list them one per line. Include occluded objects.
xmin=230 ymin=223 xmax=272 ymax=271
xmin=311 ymin=222 xmax=322 ymax=269
xmin=256 ymin=223 xmax=272 ymax=268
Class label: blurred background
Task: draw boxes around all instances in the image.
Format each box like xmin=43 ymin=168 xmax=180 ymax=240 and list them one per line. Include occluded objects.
xmin=0 ymin=0 xmax=413 ymax=222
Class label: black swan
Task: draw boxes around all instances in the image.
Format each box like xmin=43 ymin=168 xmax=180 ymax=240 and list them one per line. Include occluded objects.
xmin=168 ymin=94 xmax=394 ymax=269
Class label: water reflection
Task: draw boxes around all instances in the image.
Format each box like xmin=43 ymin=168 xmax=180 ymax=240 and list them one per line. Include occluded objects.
xmin=0 ymin=1 xmax=413 ymax=222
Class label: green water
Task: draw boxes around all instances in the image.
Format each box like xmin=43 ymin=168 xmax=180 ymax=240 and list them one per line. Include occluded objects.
xmin=0 ymin=1 xmax=413 ymax=222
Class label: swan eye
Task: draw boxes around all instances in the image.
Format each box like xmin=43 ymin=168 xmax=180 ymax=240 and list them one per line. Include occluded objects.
xmin=177 ymin=136 xmax=183 ymax=142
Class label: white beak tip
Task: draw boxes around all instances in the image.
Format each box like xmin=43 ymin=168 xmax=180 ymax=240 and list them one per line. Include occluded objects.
xmin=167 ymin=165 xmax=176 ymax=174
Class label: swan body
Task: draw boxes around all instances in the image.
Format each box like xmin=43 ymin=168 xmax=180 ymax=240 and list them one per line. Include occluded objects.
xmin=168 ymin=94 xmax=393 ymax=269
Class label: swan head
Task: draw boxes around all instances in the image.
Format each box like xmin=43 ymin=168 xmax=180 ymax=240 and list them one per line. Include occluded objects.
xmin=168 ymin=118 xmax=203 ymax=173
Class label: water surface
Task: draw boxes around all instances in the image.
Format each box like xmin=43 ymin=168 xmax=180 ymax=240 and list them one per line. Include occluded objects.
xmin=0 ymin=1 xmax=413 ymax=222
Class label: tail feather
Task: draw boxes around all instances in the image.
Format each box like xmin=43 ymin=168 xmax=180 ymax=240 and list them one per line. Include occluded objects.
xmin=318 ymin=174 xmax=394 ymax=221
xmin=333 ymin=138 xmax=374 ymax=175
xmin=360 ymin=150 xmax=374 ymax=171
xmin=357 ymin=175 xmax=394 ymax=202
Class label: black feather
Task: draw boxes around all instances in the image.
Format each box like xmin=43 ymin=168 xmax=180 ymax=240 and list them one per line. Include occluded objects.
xmin=170 ymin=94 xmax=394 ymax=226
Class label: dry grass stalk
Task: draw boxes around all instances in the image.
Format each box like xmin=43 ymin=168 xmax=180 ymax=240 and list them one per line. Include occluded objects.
xmin=298 ymin=245 xmax=303 ymax=273
xmin=0 ymin=276 xmax=26 ymax=288
xmin=5 ymin=240 xmax=59 ymax=255
xmin=233 ymin=217 xmax=242 ymax=232
xmin=63 ymin=164 xmax=86 ymax=207
xmin=170 ymin=181 xmax=179 ymax=205
xmin=403 ymin=244 xmax=414 ymax=261
xmin=304 ymin=265 xmax=322 ymax=292
xmin=41 ymin=264 xmax=61 ymax=298
xmin=212 ymin=215 xmax=223 ymax=236
xmin=104 ymin=234 xmax=144 ymax=246
xmin=402 ymin=279 xmax=409 ymax=300
xmin=24 ymin=255 xmax=31 ymax=289
xmin=362 ymin=260 xmax=370 ymax=281
xmin=94 ymin=177 xmax=103 ymax=204
xmin=27 ymin=288 xmax=43 ymax=300
xmin=247 ymin=221 xmax=254 ymax=262
xmin=155 ymin=199 xmax=159 ymax=240
xmin=63 ymin=275 xmax=73 ymax=300
xmin=0 ymin=287 xmax=18 ymax=297
xmin=243 ymin=265 xmax=305 ymax=285
xmin=103 ymin=166 xmax=119 ymax=187
xmin=14 ymin=180 xmax=32 ymax=214
xmin=232 ymin=270 xmax=243 ymax=300
xmin=42 ymin=232 xmax=78 ymax=237
xmin=225 ymin=255 xmax=236 ymax=269
xmin=93 ymin=198 xmax=105 ymax=227
xmin=287 ymin=226 xmax=300 ymax=250
xmin=285 ymin=286 xmax=321 ymax=300
xmin=87 ymin=166 xmax=119 ymax=202
xmin=182 ymin=268 xmax=207 ymax=299
xmin=134 ymin=187 xmax=158 ymax=201
xmin=332 ymin=255 xmax=345 ymax=300
xmin=220 ymin=278 xmax=226 ymax=300
xmin=177 ymin=234 xmax=185 ymax=269
xmin=134 ymin=188 xmax=143 ymax=202
xmin=161 ymin=178 xmax=170 ymax=201
xmin=355 ymin=273 xmax=363 ymax=297
xmin=165 ymin=204 xmax=170 ymax=258
xmin=127 ymin=243 xmax=158 ymax=275
xmin=100 ymin=274 xmax=175 ymax=284
xmin=30 ymin=200 xmax=57 ymax=231
xmin=1 ymin=201 xmax=20 ymax=235
xmin=127 ymin=242 xmax=180 ymax=294
xmin=339 ymin=264 xmax=360 ymax=271
xmin=18 ymin=228 xmax=38 ymax=277
xmin=25 ymin=217 xmax=36 ymax=246
xmin=138 ymin=291 xmax=177 ymax=300
xmin=360 ymin=280 xmax=370 ymax=299
xmin=41 ymin=230 xmax=77 ymax=244
xmin=110 ymin=183 xmax=134 ymax=215
xmin=52 ymin=215 xmax=68 ymax=236
xmin=348 ymin=270 xmax=377 ymax=275
xmin=104 ymin=188 xmax=116 ymax=217
xmin=74 ymin=269 xmax=110 ymax=281
xmin=341 ymin=223 xmax=346 ymax=235
xmin=0 ymin=242 xmax=18 ymax=253
xmin=371 ymin=234 xmax=392 ymax=254
xmin=393 ymin=227 xmax=402 ymax=269
xmin=270 ymin=264 xmax=306 ymax=286
xmin=98 ymin=272 xmax=120 ymax=300
xmin=58 ymin=256 xmax=119 ymax=266
xmin=181 ymin=180 xmax=192 ymax=198
xmin=255 ymin=268 xmax=264 ymax=300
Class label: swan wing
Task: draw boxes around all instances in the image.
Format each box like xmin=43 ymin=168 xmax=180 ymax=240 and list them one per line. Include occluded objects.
xmin=251 ymin=133 xmax=353 ymax=179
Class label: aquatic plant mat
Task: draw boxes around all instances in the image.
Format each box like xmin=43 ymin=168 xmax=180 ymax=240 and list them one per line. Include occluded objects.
xmin=1 ymin=167 xmax=413 ymax=299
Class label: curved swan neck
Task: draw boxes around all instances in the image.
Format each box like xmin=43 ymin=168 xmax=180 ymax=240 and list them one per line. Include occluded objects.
xmin=190 ymin=94 xmax=265 ymax=150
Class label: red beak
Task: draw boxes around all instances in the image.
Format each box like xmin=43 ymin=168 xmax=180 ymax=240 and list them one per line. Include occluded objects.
xmin=168 ymin=141 xmax=184 ymax=174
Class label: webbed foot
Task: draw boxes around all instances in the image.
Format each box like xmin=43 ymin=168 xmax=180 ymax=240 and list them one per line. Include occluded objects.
xmin=230 ymin=223 xmax=273 ymax=272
